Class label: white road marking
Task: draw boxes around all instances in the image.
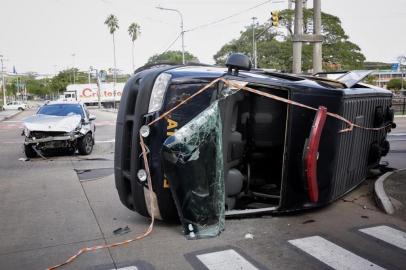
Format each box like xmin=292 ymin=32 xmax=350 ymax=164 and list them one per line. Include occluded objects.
xmin=388 ymin=133 xmax=406 ymax=136
xmin=196 ymin=249 xmax=258 ymax=270
xmin=359 ymin=226 xmax=406 ymax=251
xmin=111 ymin=266 xmax=138 ymax=270
xmin=2 ymin=120 xmax=22 ymax=123
xmin=95 ymin=139 xmax=115 ymax=143
xmin=288 ymin=236 xmax=385 ymax=270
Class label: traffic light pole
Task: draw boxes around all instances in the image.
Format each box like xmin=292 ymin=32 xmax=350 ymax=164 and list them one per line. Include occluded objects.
xmin=292 ymin=0 xmax=303 ymax=74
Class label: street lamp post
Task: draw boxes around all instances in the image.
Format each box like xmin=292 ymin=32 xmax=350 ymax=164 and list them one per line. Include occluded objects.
xmin=156 ymin=6 xmax=185 ymax=64
xmin=0 ymin=55 xmax=6 ymax=106
xmin=251 ymin=17 xmax=257 ymax=69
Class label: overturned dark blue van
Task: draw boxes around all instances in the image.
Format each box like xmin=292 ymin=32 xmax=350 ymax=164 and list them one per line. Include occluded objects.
xmin=114 ymin=54 xmax=394 ymax=238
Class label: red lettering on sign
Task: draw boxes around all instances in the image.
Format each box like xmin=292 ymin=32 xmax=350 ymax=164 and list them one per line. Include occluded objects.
xmin=82 ymin=88 xmax=92 ymax=98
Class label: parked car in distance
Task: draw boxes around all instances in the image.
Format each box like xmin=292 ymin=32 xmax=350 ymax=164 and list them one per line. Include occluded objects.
xmin=22 ymin=101 xmax=96 ymax=158
xmin=3 ymin=101 xmax=27 ymax=110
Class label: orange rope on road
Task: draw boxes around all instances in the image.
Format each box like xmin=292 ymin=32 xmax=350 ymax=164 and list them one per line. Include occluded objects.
xmin=46 ymin=135 xmax=155 ymax=270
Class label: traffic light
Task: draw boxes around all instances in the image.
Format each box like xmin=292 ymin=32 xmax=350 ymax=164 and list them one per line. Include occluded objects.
xmin=271 ymin=11 xmax=279 ymax=27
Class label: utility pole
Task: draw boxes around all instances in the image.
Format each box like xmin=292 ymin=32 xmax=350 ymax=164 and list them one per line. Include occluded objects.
xmin=71 ymin=53 xmax=76 ymax=84
xmin=252 ymin=17 xmax=257 ymax=69
xmin=292 ymin=0 xmax=303 ymax=73
xmin=292 ymin=0 xmax=323 ymax=74
xmin=156 ymin=7 xmax=185 ymax=64
xmin=398 ymin=56 xmax=406 ymax=91
xmin=313 ymin=0 xmax=322 ymax=73
xmin=0 ymin=55 xmax=6 ymax=106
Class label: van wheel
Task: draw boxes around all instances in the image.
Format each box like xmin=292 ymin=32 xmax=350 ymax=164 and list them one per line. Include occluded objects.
xmin=78 ymin=133 xmax=93 ymax=155
xmin=24 ymin=144 xmax=37 ymax=158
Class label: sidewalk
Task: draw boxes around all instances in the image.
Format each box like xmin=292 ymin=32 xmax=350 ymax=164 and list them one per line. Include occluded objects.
xmin=0 ymin=110 xmax=22 ymax=122
xmin=375 ymin=169 xmax=406 ymax=221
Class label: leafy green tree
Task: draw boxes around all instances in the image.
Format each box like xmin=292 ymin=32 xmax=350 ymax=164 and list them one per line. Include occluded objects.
xmin=214 ymin=9 xmax=365 ymax=72
xmin=48 ymin=69 xmax=88 ymax=95
xmin=128 ymin=22 xmax=141 ymax=71
xmin=363 ymin=75 xmax=377 ymax=86
xmin=146 ymin=50 xmax=199 ymax=65
xmin=387 ymin=78 xmax=406 ymax=91
xmin=26 ymin=78 xmax=51 ymax=97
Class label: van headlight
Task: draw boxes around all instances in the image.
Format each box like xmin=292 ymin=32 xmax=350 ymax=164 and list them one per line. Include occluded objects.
xmin=148 ymin=73 xmax=172 ymax=113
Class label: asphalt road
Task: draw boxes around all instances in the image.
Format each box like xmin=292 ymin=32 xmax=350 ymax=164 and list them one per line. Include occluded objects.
xmin=384 ymin=117 xmax=406 ymax=169
xmin=0 ymin=109 xmax=405 ymax=270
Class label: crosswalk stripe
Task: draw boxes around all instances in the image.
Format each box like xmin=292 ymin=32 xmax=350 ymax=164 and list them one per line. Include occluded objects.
xmin=359 ymin=225 xmax=406 ymax=251
xmin=196 ymin=249 xmax=258 ymax=270
xmin=111 ymin=267 xmax=138 ymax=270
xmin=288 ymin=236 xmax=385 ymax=270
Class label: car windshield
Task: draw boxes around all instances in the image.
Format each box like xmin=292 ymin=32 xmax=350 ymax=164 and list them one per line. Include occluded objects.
xmin=37 ymin=104 xmax=84 ymax=118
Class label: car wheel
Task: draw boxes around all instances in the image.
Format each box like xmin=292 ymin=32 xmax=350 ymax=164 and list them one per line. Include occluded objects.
xmin=18 ymin=107 xmax=23 ymax=111
xmin=24 ymin=144 xmax=37 ymax=158
xmin=78 ymin=133 xmax=93 ymax=155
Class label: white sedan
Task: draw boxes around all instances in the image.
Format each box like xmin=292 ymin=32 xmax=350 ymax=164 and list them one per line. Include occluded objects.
xmin=3 ymin=101 xmax=27 ymax=110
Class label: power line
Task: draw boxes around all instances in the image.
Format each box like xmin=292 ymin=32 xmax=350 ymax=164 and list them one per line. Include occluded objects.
xmin=185 ymin=0 xmax=284 ymax=33
xmin=162 ymin=33 xmax=181 ymax=54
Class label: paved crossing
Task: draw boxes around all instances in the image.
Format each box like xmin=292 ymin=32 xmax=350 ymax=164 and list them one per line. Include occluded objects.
xmin=182 ymin=225 xmax=406 ymax=270
xmin=287 ymin=225 xmax=406 ymax=270
xmin=359 ymin=225 xmax=406 ymax=251
xmin=289 ymin=236 xmax=385 ymax=270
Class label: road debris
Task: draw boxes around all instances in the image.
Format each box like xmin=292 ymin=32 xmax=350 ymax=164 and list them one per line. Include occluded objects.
xmin=302 ymin=219 xmax=316 ymax=224
xmin=244 ymin=233 xmax=254 ymax=239
xmin=113 ymin=226 xmax=131 ymax=235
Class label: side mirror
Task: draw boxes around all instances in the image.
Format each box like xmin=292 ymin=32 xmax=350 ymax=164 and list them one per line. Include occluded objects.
xmin=225 ymin=53 xmax=252 ymax=75
xmin=89 ymin=114 xmax=96 ymax=121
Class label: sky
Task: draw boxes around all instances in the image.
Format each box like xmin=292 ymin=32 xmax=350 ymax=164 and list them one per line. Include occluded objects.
xmin=1 ymin=0 xmax=405 ymax=75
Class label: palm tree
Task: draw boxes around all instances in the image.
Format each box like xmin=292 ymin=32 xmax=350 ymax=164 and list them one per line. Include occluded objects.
xmin=128 ymin=22 xmax=141 ymax=71
xmin=104 ymin=14 xmax=119 ymax=108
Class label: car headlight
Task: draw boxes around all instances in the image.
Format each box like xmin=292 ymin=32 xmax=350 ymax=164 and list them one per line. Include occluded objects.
xmin=24 ymin=127 xmax=30 ymax=137
xmin=148 ymin=73 xmax=172 ymax=113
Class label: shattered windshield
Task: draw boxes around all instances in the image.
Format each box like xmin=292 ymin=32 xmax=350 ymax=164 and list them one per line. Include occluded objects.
xmin=161 ymin=101 xmax=225 ymax=239
xmin=37 ymin=104 xmax=84 ymax=118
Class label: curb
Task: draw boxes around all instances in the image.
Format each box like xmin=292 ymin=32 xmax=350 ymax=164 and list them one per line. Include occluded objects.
xmin=374 ymin=168 xmax=406 ymax=214
xmin=100 ymin=109 xmax=118 ymax=113
xmin=0 ymin=110 xmax=22 ymax=122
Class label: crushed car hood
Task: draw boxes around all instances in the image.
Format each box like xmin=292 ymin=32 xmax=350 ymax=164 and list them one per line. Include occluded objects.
xmin=24 ymin=114 xmax=82 ymax=132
